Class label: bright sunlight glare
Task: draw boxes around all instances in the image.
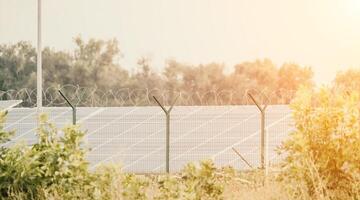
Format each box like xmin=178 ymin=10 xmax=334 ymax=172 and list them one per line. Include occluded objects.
xmin=346 ymin=0 xmax=360 ymax=17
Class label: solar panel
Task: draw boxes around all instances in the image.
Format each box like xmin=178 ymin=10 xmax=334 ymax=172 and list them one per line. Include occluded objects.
xmin=0 ymin=100 xmax=22 ymax=111
xmin=2 ymin=105 xmax=292 ymax=173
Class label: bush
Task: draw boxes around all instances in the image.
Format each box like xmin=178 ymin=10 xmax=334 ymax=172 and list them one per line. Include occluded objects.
xmin=0 ymin=111 xmax=14 ymax=144
xmin=180 ymin=160 xmax=225 ymax=200
xmin=279 ymin=87 xmax=360 ymax=199
xmin=155 ymin=174 xmax=182 ymax=200
xmin=92 ymin=164 xmax=123 ymax=199
xmin=0 ymin=113 xmax=96 ymax=199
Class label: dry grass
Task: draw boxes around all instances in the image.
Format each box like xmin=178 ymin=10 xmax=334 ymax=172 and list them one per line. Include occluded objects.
xmin=224 ymin=179 xmax=290 ymax=200
xmin=7 ymin=169 xmax=360 ymax=200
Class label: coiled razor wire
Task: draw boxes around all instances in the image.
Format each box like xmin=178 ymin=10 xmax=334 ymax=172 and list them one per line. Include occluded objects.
xmin=0 ymin=85 xmax=296 ymax=107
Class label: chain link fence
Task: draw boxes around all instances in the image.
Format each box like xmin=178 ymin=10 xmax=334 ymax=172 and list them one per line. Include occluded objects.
xmin=1 ymin=88 xmax=294 ymax=173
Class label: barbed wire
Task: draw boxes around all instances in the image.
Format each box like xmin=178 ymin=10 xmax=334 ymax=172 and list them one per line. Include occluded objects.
xmin=0 ymin=85 xmax=296 ymax=107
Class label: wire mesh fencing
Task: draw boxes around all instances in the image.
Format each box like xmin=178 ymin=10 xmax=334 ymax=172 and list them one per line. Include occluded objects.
xmin=2 ymin=103 xmax=293 ymax=173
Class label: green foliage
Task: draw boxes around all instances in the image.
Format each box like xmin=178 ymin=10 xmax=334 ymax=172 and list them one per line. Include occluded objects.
xmin=92 ymin=164 xmax=123 ymax=199
xmin=90 ymin=160 xmax=232 ymax=200
xmin=0 ymin=42 xmax=36 ymax=91
xmin=0 ymin=114 xmax=96 ymax=199
xmin=155 ymin=175 xmax=182 ymax=200
xmin=0 ymin=111 xmax=14 ymax=144
xmin=121 ymin=174 xmax=150 ymax=200
xmin=279 ymin=87 xmax=360 ymax=199
xmin=180 ymin=160 xmax=224 ymax=200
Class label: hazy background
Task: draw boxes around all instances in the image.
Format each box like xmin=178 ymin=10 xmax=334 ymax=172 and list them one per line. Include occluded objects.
xmin=1 ymin=0 xmax=360 ymax=84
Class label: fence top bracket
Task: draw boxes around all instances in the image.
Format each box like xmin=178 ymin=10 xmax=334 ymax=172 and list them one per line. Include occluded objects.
xmin=58 ymin=90 xmax=75 ymax=109
xmin=153 ymin=95 xmax=179 ymax=115
xmin=247 ymin=93 xmax=267 ymax=112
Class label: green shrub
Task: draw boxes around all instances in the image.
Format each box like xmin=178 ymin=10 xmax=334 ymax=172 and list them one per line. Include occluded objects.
xmin=155 ymin=174 xmax=182 ymax=200
xmin=121 ymin=173 xmax=150 ymax=200
xmin=180 ymin=160 xmax=227 ymax=200
xmin=0 ymin=114 xmax=96 ymax=199
xmin=92 ymin=164 xmax=123 ymax=199
xmin=93 ymin=159 xmax=232 ymax=200
xmin=0 ymin=111 xmax=14 ymax=144
xmin=279 ymin=87 xmax=360 ymax=199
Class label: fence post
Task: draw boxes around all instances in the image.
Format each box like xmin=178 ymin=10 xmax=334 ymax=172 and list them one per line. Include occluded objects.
xmin=153 ymin=95 xmax=179 ymax=173
xmin=265 ymin=127 xmax=269 ymax=176
xmin=247 ymin=93 xmax=267 ymax=169
xmin=58 ymin=90 xmax=76 ymax=125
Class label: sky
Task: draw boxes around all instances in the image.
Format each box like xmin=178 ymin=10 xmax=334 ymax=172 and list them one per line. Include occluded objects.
xmin=0 ymin=0 xmax=360 ymax=84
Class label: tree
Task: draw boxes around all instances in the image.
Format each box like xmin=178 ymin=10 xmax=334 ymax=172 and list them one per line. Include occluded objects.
xmin=226 ymin=59 xmax=278 ymax=104
xmin=0 ymin=42 xmax=36 ymax=91
xmin=72 ymin=37 xmax=128 ymax=90
xmin=334 ymin=69 xmax=360 ymax=92
xmin=0 ymin=39 xmax=315 ymax=106
xmin=277 ymin=63 xmax=314 ymax=103
xmin=232 ymin=59 xmax=278 ymax=89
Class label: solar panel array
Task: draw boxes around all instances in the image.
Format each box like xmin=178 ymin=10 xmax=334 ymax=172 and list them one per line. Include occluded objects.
xmin=2 ymin=105 xmax=292 ymax=173
xmin=0 ymin=100 xmax=22 ymax=111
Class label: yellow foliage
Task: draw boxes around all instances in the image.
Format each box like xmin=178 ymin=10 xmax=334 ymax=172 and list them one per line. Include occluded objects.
xmin=280 ymin=87 xmax=360 ymax=199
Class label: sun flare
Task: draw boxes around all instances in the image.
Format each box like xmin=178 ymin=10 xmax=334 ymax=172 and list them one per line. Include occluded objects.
xmin=346 ymin=0 xmax=360 ymax=17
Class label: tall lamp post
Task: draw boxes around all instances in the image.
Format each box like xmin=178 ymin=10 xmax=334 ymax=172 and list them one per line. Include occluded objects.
xmin=37 ymin=0 xmax=42 ymax=117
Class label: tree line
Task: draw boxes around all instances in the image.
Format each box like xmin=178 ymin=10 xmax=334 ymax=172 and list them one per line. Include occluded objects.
xmin=0 ymin=37 xmax=354 ymax=106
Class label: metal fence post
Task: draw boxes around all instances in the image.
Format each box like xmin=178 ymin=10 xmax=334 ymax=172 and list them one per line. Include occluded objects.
xmin=265 ymin=127 xmax=269 ymax=176
xmin=153 ymin=95 xmax=179 ymax=173
xmin=58 ymin=90 xmax=76 ymax=125
xmin=248 ymin=93 xmax=267 ymax=169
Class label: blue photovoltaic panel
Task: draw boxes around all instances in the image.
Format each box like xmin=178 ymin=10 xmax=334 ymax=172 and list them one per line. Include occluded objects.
xmin=0 ymin=100 xmax=22 ymax=111
xmin=2 ymin=105 xmax=292 ymax=173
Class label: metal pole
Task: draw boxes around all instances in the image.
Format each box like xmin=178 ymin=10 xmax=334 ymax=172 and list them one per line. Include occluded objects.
xmin=260 ymin=109 xmax=265 ymax=169
xmin=73 ymin=108 xmax=76 ymax=125
xmin=59 ymin=90 xmax=76 ymax=125
xmin=265 ymin=127 xmax=269 ymax=177
xmin=166 ymin=113 xmax=170 ymax=172
xmin=153 ymin=95 xmax=179 ymax=173
xmin=37 ymin=0 xmax=42 ymax=117
xmin=248 ymin=93 xmax=267 ymax=169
